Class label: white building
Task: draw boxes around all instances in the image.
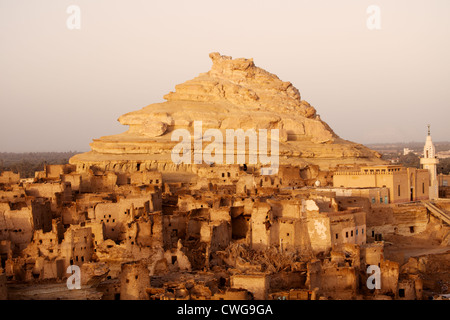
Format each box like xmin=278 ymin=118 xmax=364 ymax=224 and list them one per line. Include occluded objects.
xmin=420 ymin=125 xmax=439 ymax=199
xmin=403 ymin=147 xmax=413 ymax=156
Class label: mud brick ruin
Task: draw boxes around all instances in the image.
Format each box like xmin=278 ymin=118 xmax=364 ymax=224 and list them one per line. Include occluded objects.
xmin=1 ymin=53 xmax=449 ymax=300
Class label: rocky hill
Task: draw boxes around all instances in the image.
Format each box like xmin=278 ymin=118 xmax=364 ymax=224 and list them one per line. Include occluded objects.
xmin=70 ymin=53 xmax=385 ymax=173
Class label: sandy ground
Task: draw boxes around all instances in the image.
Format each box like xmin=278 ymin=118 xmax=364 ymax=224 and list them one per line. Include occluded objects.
xmin=384 ymin=234 xmax=450 ymax=264
xmin=6 ymin=282 xmax=102 ymax=300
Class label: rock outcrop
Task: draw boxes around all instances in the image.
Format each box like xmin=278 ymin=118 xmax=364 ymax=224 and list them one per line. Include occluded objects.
xmin=70 ymin=52 xmax=385 ymax=173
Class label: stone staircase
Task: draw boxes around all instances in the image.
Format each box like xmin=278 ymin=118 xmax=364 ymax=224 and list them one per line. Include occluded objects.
xmin=421 ymin=201 xmax=450 ymax=225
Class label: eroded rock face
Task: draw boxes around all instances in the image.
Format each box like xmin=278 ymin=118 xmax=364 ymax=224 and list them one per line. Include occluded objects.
xmin=70 ymin=52 xmax=385 ymax=171
xmin=164 ymin=52 xmax=311 ymax=116
xmin=118 ymin=52 xmax=331 ymax=141
xmin=139 ymin=119 xmax=168 ymax=137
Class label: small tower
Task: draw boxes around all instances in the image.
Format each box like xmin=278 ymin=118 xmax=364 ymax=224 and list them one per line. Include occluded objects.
xmin=119 ymin=261 xmax=150 ymax=300
xmin=420 ymin=125 xmax=439 ymax=199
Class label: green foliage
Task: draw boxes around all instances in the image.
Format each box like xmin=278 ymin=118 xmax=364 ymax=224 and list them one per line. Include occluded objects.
xmin=0 ymin=152 xmax=80 ymax=178
xmin=437 ymin=158 xmax=450 ymax=175
xmin=398 ymin=152 xmax=421 ymax=169
xmin=381 ymin=152 xmax=450 ymax=175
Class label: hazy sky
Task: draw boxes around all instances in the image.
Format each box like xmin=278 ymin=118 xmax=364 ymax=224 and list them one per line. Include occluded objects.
xmin=1 ymin=0 xmax=449 ymax=152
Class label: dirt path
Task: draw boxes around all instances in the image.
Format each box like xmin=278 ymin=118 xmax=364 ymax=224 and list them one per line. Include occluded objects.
xmin=400 ymin=246 xmax=450 ymax=260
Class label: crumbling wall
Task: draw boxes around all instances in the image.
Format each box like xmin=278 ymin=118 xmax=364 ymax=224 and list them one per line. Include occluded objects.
xmin=0 ymin=271 xmax=7 ymax=300
xmin=250 ymin=203 xmax=272 ymax=251
xmin=0 ymin=172 xmax=20 ymax=185
xmin=86 ymin=220 xmax=104 ymax=248
xmin=178 ymin=195 xmax=211 ymax=212
xmin=61 ymin=203 xmax=85 ymax=226
xmin=0 ymin=186 xmax=27 ymax=203
xmin=0 ymin=204 xmax=34 ymax=254
xmin=31 ymin=257 xmax=58 ymax=280
xmin=119 ymin=261 xmax=150 ymax=300
xmin=60 ymin=225 xmax=94 ymax=268
xmin=96 ymin=279 xmax=121 ymax=300
xmin=277 ymin=166 xmax=303 ymax=187
xmin=306 ymin=211 xmax=331 ymax=254
xmin=163 ymin=213 xmax=187 ymax=250
xmin=94 ymin=196 xmax=155 ymax=242
xmin=94 ymin=202 xmax=128 ymax=241
xmin=121 ymin=212 xmax=163 ymax=249
xmin=380 ymin=259 xmax=399 ymax=297
xmin=25 ymin=182 xmax=64 ymax=211
xmin=410 ymin=252 xmax=450 ymax=296
xmin=306 ymin=259 xmax=322 ymax=291
xmin=231 ymin=273 xmax=269 ymax=300
xmin=31 ymin=199 xmax=52 ymax=233
xmin=208 ymin=221 xmax=231 ymax=252
xmin=210 ymin=207 xmax=231 ymax=222
xmin=361 ymin=242 xmax=384 ymax=266
xmin=80 ymin=262 xmax=110 ymax=286
xmin=397 ymin=278 xmax=417 ymax=300
xmin=235 ymin=174 xmax=255 ymax=195
xmin=230 ymin=206 xmax=249 ymax=241
xmin=138 ymin=213 xmax=163 ymax=248
xmin=329 ymin=211 xmax=366 ymax=248
xmin=319 ymin=266 xmax=358 ymax=300
xmin=130 ymin=171 xmax=162 ymax=187
xmin=80 ymin=171 xmax=117 ymax=193
xmin=164 ymin=240 xmax=192 ymax=272
xmin=274 ymin=200 xmax=303 ymax=219
xmin=391 ymin=204 xmax=428 ymax=236
xmin=61 ymin=173 xmax=81 ymax=192
xmin=45 ymin=165 xmax=65 ymax=179
xmin=23 ymin=227 xmax=59 ymax=259
xmin=0 ymin=240 xmax=11 ymax=268
xmin=196 ymin=165 xmax=241 ymax=184
xmin=307 ymin=257 xmax=359 ymax=300
xmin=25 ymin=182 xmax=63 ymax=199
xmin=269 ymin=271 xmax=306 ymax=292
xmin=212 ymin=288 xmax=252 ymax=300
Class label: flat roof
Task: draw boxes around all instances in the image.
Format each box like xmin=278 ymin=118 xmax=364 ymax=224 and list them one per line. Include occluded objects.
xmin=360 ymin=164 xmax=403 ymax=169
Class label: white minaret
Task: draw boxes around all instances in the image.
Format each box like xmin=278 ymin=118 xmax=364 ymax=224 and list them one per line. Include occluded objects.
xmin=420 ymin=125 xmax=439 ymax=199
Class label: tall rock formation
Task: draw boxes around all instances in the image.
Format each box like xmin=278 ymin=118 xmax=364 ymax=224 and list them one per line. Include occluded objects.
xmin=70 ymin=53 xmax=385 ymax=175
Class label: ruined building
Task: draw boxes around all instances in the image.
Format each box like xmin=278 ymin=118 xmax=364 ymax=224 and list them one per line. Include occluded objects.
xmin=1 ymin=53 xmax=449 ymax=300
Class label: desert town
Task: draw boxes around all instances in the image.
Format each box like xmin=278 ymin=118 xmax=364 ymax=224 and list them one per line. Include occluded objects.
xmin=1 ymin=53 xmax=449 ymax=300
